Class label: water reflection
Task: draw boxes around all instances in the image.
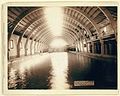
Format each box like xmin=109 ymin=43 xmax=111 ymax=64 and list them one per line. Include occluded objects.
xmin=50 ymin=52 xmax=69 ymax=89
xmin=8 ymin=67 xmax=27 ymax=89
xmin=8 ymin=52 xmax=117 ymax=89
xmin=67 ymin=53 xmax=117 ymax=89
xmin=8 ymin=54 xmax=52 ymax=89
xmin=67 ymin=54 xmax=94 ymax=89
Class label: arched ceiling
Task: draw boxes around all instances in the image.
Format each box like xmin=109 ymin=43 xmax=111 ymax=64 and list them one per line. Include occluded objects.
xmin=8 ymin=6 xmax=117 ymax=47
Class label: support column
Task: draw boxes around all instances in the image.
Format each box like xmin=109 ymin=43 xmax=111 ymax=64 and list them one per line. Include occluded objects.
xmin=77 ymin=41 xmax=79 ymax=52
xmin=108 ymin=43 xmax=112 ymax=55
xmin=78 ymin=41 xmax=81 ymax=52
xmin=25 ymin=48 xmax=28 ymax=56
xmin=25 ymin=38 xmax=28 ymax=56
xmin=17 ymin=37 xmax=22 ymax=57
xmin=17 ymin=43 xmax=20 ymax=57
xmin=91 ymin=42 xmax=94 ymax=54
xmin=101 ymin=40 xmax=104 ymax=55
xmin=30 ymin=40 xmax=33 ymax=55
xmin=37 ymin=42 xmax=39 ymax=53
xmin=8 ymin=48 xmax=10 ymax=60
xmin=104 ymin=42 xmax=107 ymax=55
xmin=81 ymin=40 xmax=84 ymax=52
xmin=77 ymin=41 xmax=80 ymax=52
xmin=34 ymin=41 xmax=37 ymax=54
xmin=86 ymin=42 xmax=89 ymax=53
xmin=75 ymin=43 xmax=78 ymax=52
xmin=79 ymin=41 xmax=81 ymax=52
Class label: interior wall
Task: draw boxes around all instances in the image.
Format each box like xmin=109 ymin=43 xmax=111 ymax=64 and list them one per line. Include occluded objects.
xmin=9 ymin=34 xmax=38 ymax=59
xmin=20 ymin=37 xmax=26 ymax=56
xmin=9 ymin=34 xmax=18 ymax=59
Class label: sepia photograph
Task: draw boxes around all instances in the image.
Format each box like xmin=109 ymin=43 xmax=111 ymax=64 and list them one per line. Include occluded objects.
xmin=1 ymin=1 xmax=119 ymax=95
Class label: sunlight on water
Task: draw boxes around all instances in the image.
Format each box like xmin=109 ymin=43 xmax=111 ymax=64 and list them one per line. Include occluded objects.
xmin=50 ymin=52 xmax=70 ymax=89
xmin=19 ymin=54 xmax=49 ymax=73
xmin=8 ymin=53 xmax=116 ymax=89
xmin=8 ymin=68 xmax=18 ymax=89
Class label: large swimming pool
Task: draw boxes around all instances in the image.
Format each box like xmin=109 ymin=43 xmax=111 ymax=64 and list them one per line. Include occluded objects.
xmin=8 ymin=52 xmax=117 ymax=89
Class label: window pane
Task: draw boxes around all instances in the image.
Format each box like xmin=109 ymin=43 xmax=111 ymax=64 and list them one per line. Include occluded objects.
xmin=10 ymin=40 xmax=13 ymax=49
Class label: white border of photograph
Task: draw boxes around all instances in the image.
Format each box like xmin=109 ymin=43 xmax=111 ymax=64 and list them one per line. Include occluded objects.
xmin=1 ymin=1 xmax=120 ymax=95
